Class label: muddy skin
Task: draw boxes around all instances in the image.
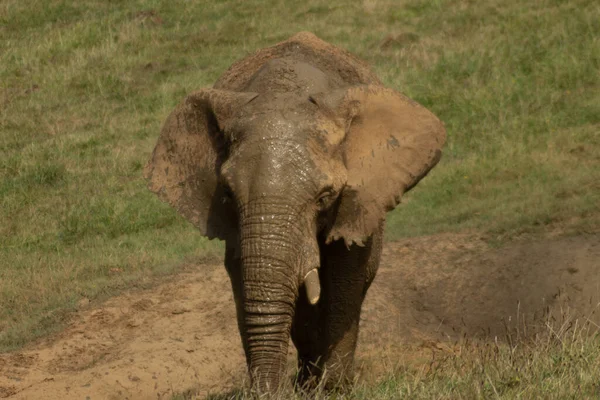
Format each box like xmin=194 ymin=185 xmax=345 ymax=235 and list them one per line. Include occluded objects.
xmin=145 ymin=31 xmax=446 ymax=395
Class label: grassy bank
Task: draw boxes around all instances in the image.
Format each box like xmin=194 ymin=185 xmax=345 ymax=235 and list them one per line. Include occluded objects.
xmin=1 ymin=0 xmax=599 ymax=350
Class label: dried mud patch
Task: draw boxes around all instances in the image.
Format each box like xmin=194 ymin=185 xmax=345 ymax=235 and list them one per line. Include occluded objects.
xmin=1 ymin=234 xmax=598 ymax=399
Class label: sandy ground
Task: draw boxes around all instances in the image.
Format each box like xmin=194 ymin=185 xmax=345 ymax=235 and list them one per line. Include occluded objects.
xmin=1 ymin=233 xmax=599 ymax=399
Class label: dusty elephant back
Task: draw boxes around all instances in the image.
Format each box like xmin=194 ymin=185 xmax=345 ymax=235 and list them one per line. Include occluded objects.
xmin=213 ymin=32 xmax=382 ymax=91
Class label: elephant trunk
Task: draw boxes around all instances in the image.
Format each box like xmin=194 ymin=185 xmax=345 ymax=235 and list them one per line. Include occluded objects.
xmin=239 ymin=205 xmax=301 ymax=393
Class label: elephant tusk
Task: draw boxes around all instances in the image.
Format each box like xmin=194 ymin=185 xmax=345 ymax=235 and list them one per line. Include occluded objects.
xmin=303 ymin=268 xmax=321 ymax=305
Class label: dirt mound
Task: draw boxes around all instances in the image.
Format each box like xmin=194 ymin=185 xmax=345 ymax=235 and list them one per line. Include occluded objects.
xmin=1 ymin=234 xmax=598 ymax=399
xmin=371 ymin=233 xmax=600 ymax=341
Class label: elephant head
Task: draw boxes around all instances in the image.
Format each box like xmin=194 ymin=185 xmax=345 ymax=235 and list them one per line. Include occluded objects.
xmin=145 ymin=84 xmax=445 ymax=392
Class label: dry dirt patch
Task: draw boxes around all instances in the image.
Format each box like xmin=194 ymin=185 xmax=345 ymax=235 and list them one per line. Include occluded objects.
xmin=1 ymin=233 xmax=598 ymax=399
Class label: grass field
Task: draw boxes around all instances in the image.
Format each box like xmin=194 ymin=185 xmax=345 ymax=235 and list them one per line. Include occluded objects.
xmin=1 ymin=0 xmax=599 ymax=396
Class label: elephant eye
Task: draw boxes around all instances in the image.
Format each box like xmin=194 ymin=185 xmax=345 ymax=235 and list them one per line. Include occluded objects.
xmin=316 ymin=186 xmax=335 ymax=210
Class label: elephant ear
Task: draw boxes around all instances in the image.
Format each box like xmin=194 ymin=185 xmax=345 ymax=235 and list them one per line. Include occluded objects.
xmin=144 ymin=89 xmax=258 ymax=241
xmin=315 ymin=85 xmax=446 ymax=246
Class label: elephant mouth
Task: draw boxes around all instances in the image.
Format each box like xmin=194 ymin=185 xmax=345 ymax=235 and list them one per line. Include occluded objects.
xmin=303 ymin=268 xmax=321 ymax=305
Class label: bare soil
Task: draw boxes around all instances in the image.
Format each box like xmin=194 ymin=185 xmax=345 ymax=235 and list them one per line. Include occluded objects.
xmin=1 ymin=233 xmax=599 ymax=399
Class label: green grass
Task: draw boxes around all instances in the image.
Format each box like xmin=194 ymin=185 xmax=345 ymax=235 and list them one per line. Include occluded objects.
xmin=1 ymin=0 xmax=599 ymax=354
xmin=177 ymin=318 xmax=600 ymax=399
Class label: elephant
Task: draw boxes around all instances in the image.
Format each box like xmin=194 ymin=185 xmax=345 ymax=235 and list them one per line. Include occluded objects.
xmin=145 ymin=32 xmax=446 ymax=394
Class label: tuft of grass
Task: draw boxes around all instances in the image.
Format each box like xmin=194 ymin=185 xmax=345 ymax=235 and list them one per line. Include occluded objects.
xmin=1 ymin=0 xmax=599 ymax=351
xmin=355 ymin=312 xmax=600 ymax=399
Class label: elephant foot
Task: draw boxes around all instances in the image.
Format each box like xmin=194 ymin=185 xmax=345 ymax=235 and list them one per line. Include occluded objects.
xmin=321 ymin=367 xmax=355 ymax=394
xmin=294 ymin=358 xmax=322 ymax=392
xmin=294 ymin=357 xmax=355 ymax=395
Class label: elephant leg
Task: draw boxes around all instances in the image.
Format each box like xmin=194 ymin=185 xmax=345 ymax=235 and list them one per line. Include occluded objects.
xmin=291 ymin=288 xmax=325 ymax=390
xmin=318 ymin=226 xmax=383 ymax=390
xmin=291 ymin=226 xmax=383 ymax=391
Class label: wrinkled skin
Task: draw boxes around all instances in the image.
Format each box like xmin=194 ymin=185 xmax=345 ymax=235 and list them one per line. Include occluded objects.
xmin=145 ymin=32 xmax=446 ymax=395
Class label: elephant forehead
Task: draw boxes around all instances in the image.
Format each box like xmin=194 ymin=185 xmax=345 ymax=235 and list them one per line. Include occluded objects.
xmin=233 ymin=105 xmax=313 ymax=141
xmin=227 ymin=134 xmax=315 ymax=175
xmin=234 ymin=99 xmax=343 ymax=146
xmin=243 ymin=58 xmax=331 ymax=95
xmin=225 ymin=106 xmax=345 ymax=191
xmin=233 ymin=113 xmax=341 ymax=169
xmin=222 ymin=131 xmax=341 ymax=195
